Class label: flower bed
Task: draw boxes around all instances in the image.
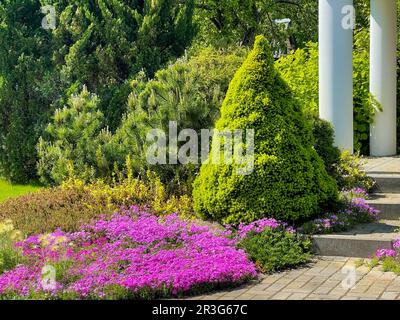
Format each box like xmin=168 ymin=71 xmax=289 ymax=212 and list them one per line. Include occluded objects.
xmin=359 ymin=239 xmax=400 ymax=275
xmin=300 ymin=188 xmax=379 ymax=235
xmin=0 ymin=207 xmax=257 ymax=299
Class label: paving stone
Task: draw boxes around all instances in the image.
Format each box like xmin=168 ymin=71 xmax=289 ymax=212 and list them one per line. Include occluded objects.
xmin=247 ymin=284 xmax=271 ymax=291
xmin=341 ymin=296 xmax=359 ymax=300
xmin=381 ymin=292 xmax=399 ymax=299
xmin=250 ymin=294 xmax=274 ymax=300
xmin=287 ymin=293 xmax=309 ymax=300
xmin=270 ymin=292 xmax=292 ymax=300
xmin=267 ymin=283 xmax=287 ymax=291
xmin=379 ymin=272 xmax=397 ymax=280
xmin=280 ymin=288 xmax=313 ymax=294
xmin=328 ymin=272 xmax=348 ymax=281
xmin=246 ymin=289 xmax=274 ymax=295
xmin=349 ymin=285 xmax=370 ymax=293
xmin=313 ymin=286 xmax=334 ymax=295
xmin=332 ymin=257 xmax=350 ymax=262
xmin=302 ymin=281 xmax=322 ymax=291
xmin=356 ymin=266 xmax=370 ymax=273
xmin=285 ymin=281 xmax=307 ymax=289
xmin=274 ymin=277 xmax=294 ymax=285
xmin=261 ymin=276 xmax=281 ymax=285
xmin=323 ymin=279 xmax=341 ymax=286
xmin=295 ymin=275 xmax=314 ymax=282
xmin=357 ymin=292 xmax=382 ymax=299
xmin=368 ymin=270 xmax=385 ymax=277
xmin=304 ymin=267 xmax=328 ymax=276
xmin=329 ymin=288 xmax=349 ymax=297
xmin=320 ymin=268 xmax=340 ymax=276
xmin=386 ymin=285 xmax=400 ymax=291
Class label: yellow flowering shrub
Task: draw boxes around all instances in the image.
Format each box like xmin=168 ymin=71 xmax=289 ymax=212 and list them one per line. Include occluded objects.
xmin=62 ymin=171 xmax=193 ymax=219
xmin=0 ymin=167 xmax=194 ymax=236
xmin=0 ymin=220 xmax=23 ymax=274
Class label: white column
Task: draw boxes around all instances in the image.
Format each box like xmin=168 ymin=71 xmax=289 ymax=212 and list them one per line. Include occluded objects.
xmin=370 ymin=0 xmax=397 ymax=156
xmin=319 ymin=0 xmax=354 ymax=153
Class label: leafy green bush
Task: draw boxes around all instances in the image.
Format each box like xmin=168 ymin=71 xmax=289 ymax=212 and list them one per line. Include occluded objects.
xmin=276 ymin=30 xmax=379 ymax=154
xmin=238 ymin=227 xmax=311 ymax=273
xmin=0 ymin=220 xmax=23 ymax=274
xmin=310 ymin=115 xmax=341 ymax=178
xmin=193 ymin=36 xmax=338 ymax=225
xmin=310 ymin=115 xmax=374 ymax=192
xmin=334 ymin=151 xmax=375 ymax=191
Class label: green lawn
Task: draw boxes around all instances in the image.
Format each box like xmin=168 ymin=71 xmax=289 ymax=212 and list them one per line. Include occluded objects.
xmin=0 ymin=179 xmax=41 ymax=203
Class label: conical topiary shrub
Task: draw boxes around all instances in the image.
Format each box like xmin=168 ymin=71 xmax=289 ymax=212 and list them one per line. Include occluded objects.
xmin=192 ymin=35 xmax=338 ymax=225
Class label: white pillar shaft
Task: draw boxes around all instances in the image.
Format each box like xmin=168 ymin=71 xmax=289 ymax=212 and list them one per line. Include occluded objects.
xmin=319 ymin=0 xmax=354 ymax=153
xmin=370 ymin=0 xmax=397 ymax=156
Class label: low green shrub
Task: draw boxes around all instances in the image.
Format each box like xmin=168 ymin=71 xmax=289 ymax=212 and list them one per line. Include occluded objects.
xmin=0 ymin=185 xmax=100 ymax=235
xmin=310 ymin=115 xmax=374 ymax=192
xmin=310 ymin=115 xmax=341 ymax=178
xmin=63 ymin=171 xmax=193 ymax=219
xmin=0 ymin=220 xmax=23 ymax=274
xmin=333 ymin=151 xmax=375 ymax=191
xmin=238 ymin=227 xmax=311 ymax=273
xmin=0 ymin=172 xmax=193 ymax=235
xmin=381 ymin=257 xmax=400 ymax=275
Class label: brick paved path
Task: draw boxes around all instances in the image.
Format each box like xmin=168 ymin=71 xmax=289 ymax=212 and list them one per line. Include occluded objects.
xmin=188 ymin=256 xmax=400 ymax=300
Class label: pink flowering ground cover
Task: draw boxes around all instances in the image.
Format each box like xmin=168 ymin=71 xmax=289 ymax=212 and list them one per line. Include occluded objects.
xmin=0 ymin=207 xmax=257 ymax=299
xmin=358 ymin=240 xmax=400 ymax=275
xmin=300 ymin=188 xmax=379 ymax=235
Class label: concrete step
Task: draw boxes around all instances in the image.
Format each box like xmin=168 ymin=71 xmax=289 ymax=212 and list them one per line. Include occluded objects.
xmin=369 ymin=173 xmax=400 ymax=193
xmin=312 ymin=219 xmax=400 ymax=258
xmin=367 ymin=193 xmax=400 ymax=219
xmin=363 ymin=156 xmax=400 ymax=174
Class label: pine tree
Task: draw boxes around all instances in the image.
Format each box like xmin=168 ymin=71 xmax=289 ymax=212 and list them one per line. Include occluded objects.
xmin=52 ymin=0 xmax=196 ymax=129
xmin=0 ymin=0 xmax=196 ymax=183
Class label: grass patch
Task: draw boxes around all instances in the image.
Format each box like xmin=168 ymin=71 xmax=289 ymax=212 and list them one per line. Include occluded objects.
xmin=0 ymin=180 xmax=41 ymax=203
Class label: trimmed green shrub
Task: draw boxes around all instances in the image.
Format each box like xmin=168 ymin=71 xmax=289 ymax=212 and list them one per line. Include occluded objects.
xmin=238 ymin=227 xmax=311 ymax=273
xmin=192 ymin=35 xmax=338 ymax=225
xmin=310 ymin=115 xmax=374 ymax=192
xmin=310 ymin=115 xmax=341 ymax=178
